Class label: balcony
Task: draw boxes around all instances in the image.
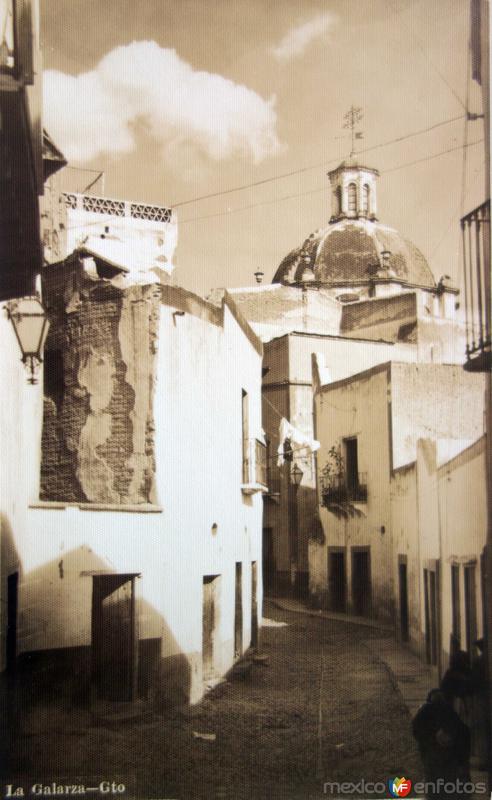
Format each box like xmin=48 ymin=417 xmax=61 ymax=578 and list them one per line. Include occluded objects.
xmin=321 ymin=472 xmax=368 ymax=507
xmin=461 ymin=200 xmax=491 ymax=372
xmin=0 ymin=0 xmax=44 ymax=299
xmin=241 ymin=438 xmax=268 ymax=495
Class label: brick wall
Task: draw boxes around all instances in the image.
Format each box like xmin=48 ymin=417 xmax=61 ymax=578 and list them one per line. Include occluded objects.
xmin=40 ymin=259 xmax=159 ymax=504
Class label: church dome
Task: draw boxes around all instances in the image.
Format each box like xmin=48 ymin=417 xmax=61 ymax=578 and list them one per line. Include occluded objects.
xmin=273 ymin=159 xmax=436 ymax=290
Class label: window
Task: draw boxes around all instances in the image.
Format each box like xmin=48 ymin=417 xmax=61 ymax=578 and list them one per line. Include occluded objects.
xmin=336 ymin=185 xmax=343 ymax=215
xmin=362 ymin=184 xmax=370 ymax=214
xmin=242 ymin=389 xmax=249 ymax=483
xmin=347 ymin=183 xmax=357 ymax=215
xmin=343 ymin=437 xmax=367 ymax=502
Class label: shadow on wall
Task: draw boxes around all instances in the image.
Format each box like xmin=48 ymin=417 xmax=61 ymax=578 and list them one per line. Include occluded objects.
xmin=0 ymin=513 xmax=23 ymax=666
xmin=0 ymin=514 xmax=22 ymax=772
xmin=9 ymin=545 xmax=191 ymax=712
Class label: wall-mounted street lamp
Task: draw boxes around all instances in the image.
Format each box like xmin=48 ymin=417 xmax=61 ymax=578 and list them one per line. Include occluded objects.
xmin=254 ymin=269 xmax=264 ymax=284
xmin=291 ymin=462 xmax=303 ymax=487
xmin=288 ymin=461 xmax=304 ymax=593
xmin=5 ymin=296 xmax=50 ymax=384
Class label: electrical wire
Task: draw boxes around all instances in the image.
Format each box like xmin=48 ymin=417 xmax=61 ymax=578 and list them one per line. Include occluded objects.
xmin=172 ymin=115 xmax=464 ymax=208
xmin=178 ymin=139 xmax=484 ymax=226
xmin=64 ymin=137 xmax=484 ymax=232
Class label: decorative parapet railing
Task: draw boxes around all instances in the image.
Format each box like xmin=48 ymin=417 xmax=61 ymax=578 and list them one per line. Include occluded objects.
xmin=461 ymin=200 xmax=491 ymax=372
xmin=62 ymin=193 xmax=173 ymax=223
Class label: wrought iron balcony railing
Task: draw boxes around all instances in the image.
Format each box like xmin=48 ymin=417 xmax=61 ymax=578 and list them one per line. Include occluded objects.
xmin=321 ymin=472 xmax=368 ymax=505
xmin=461 ymin=200 xmax=491 ymax=372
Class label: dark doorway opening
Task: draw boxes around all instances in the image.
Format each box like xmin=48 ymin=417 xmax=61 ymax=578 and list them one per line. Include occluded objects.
xmin=464 ymin=563 xmax=477 ymax=655
xmin=203 ymin=575 xmax=220 ymax=680
xmin=398 ymin=560 xmax=409 ymax=642
xmin=328 ymin=549 xmax=346 ymax=612
xmin=451 ymin=564 xmax=461 ymax=647
xmin=6 ymin=572 xmax=18 ymax=674
xmin=351 ymin=548 xmax=371 ymax=616
xmin=251 ymin=561 xmax=258 ymax=648
xmin=262 ymin=527 xmax=274 ymax=594
xmin=234 ymin=562 xmax=243 ymax=659
xmin=92 ymin=574 xmax=138 ymax=702
xmin=424 ymin=566 xmax=440 ymax=666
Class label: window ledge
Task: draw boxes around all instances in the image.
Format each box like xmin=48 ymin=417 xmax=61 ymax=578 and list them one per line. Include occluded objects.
xmin=241 ymin=482 xmax=268 ymax=496
xmin=29 ymin=501 xmax=163 ymax=513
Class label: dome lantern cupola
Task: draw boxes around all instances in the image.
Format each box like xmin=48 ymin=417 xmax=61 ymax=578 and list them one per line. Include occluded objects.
xmin=328 ymin=157 xmax=379 ymax=223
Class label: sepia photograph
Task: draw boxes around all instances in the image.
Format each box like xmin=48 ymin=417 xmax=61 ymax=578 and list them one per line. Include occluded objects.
xmin=0 ymin=1 xmax=490 ymax=798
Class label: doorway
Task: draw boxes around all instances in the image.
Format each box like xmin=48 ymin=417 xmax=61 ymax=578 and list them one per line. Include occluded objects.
xmin=464 ymin=563 xmax=477 ymax=655
xmin=424 ymin=566 xmax=440 ymax=666
xmin=328 ymin=549 xmax=346 ymax=612
xmin=203 ymin=575 xmax=220 ymax=680
xmin=451 ymin=564 xmax=461 ymax=647
xmin=234 ymin=563 xmax=243 ymax=659
xmin=398 ymin=559 xmax=409 ymax=642
xmin=251 ymin=561 xmax=258 ymax=648
xmin=351 ymin=548 xmax=371 ymax=616
xmin=262 ymin=527 xmax=274 ymax=594
xmin=6 ymin=572 xmax=18 ymax=674
xmin=91 ymin=574 xmax=138 ymax=702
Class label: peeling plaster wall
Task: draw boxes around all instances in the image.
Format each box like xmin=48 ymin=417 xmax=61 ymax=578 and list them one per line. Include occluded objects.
xmin=40 ymin=263 xmax=159 ymax=505
xmin=7 ymin=274 xmax=264 ymax=706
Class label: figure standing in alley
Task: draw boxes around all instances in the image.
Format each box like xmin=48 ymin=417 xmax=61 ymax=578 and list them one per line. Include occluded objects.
xmin=412 ymin=688 xmax=471 ymax=799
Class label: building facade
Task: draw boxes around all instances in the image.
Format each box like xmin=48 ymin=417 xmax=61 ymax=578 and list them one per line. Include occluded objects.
xmin=2 ymin=242 xmax=266 ymax=706
xmin=310 ymin=359 xmax=486 ymax=673
xmin=227 ymin=157 xmax=467 ymax=597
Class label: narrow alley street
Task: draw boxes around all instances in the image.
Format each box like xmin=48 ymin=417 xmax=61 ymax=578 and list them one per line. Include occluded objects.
xmin=4 ymin=602 xmax=425 ymax=800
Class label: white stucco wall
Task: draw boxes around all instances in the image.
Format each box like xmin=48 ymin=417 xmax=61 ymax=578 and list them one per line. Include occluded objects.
xmin=312 ymin=364 xmax=395 ymax=618
xmin=0 ymin=287 xmax=264 ymax=703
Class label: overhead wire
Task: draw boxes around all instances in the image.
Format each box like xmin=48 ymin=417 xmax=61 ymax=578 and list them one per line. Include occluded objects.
xmin=64 ymin=137 xmax=484 ymax=232
xmin=178 ymin=139 xmax=484 ymax=226
xmin=171 ymin=115 xmax=464 ymax=208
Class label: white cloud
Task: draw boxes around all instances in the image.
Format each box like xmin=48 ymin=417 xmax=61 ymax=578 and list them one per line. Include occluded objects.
xmin=271 ymin=12 xmax=337 ymax=62
xmin=44 ymin=41 xmax=283 ymax=165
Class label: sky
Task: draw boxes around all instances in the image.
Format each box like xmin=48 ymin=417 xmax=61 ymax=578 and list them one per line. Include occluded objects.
xmin=40 ymin=0 xmax=487 ymax=298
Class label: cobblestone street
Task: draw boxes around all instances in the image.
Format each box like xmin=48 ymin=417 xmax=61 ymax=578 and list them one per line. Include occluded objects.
xmin=3 ymin=602 xmax=426 ymax=800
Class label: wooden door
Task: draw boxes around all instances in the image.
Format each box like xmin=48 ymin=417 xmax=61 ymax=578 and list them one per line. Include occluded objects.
xmin=92 ymin=575 xmax=137 ymax=702
xmin=203 ymin=575 xmax=219 ymax=680
xmin=251 ymin=561 xmax=258 ymax=648
xmin=234 ymin=563 xmax=243 ymax=658
xmin=329 ymin=550 xmax=346 ymax=612
xmin=6 ymin=572 xmax=18 ymax=674
xmin=464 ymin=563 xmax=478 ymax=654
xmin=399 ymin=562 xmax=409 ymax=642
xmin=352 ymin=549 xmax=371 ymax=616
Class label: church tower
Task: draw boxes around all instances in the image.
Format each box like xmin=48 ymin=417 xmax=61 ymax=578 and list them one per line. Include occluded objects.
xmin=328 ymin=157 xmax=379 ymax=222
